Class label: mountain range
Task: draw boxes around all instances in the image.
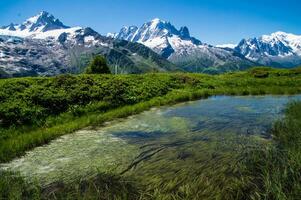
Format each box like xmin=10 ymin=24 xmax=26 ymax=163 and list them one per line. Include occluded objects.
xmin=0 ymin=12 xmax=177 ymax=77
xmin=1 ymin=11 xmax=301 ymax=77
xmin=235 ymin=32 xmax=301 ymax=67
xmin=111 ymin=18 xmax=255 ymax=73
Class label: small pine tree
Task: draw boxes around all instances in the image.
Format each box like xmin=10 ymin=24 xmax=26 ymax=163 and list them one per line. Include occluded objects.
xmin=85 ymin=55 xmax=111 ymax=74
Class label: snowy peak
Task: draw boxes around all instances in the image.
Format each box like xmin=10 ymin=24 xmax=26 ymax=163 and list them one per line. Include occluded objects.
xmin=140 ymin=18 xmax=195 ymax=42
xmin=262 ymin=31 xmax=301 ymax=52
xmin=216 ymin=44 xmax=237 ymax=49
xmin=134 ymin=18 xmax=179 ymax=42
xmin=113 ymin=18 xmax=202 ymax=59
xmin=234 ymin=31 xmax=301 ymax=67
xmin=115 ymin=18 xmax=199 ymax=43
xmin=3 ymin=11 xmax=70 ymax=33
xmin=111 ymin=18 xmax=256 ymax=73
xmin=262 ymin=31 xmax=298 ymax=42
xmin=0 ymin=11 xmax=111 ymax=48
xmin=147 ymin=18 xmax=170 ymax=31
xmin=150 ymin=18 xmax=164 ymax=23
xmin=236 ymin=31 xmax=301 ymax=59
xmin=114 ymin=26 xmax=138 ymax=40
xmin=2 ymin=23 xmax=17 ymax=31
xmin=0 ymin=11 xmax=76 ymax=39
xmin=21 ymin=11 xmax=70 ymax=32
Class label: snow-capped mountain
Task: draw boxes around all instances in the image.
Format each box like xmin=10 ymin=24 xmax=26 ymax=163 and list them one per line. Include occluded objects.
xmin=113 ymin=18 xmax=255 ymax=73
xmin=0 ymin=11 xmax=72 ymax=38
xmin=114 ymin=18 xmax=202 ymax=58
xmin=235 ymin=31 xmax=301 ymax=67
xmin=0 ymin=12 xmax=177 ymax=77
xmin=216 ymin=44 xmax=237 ymax=49
xmin=0 ymin=11 xmax=107 ymax=45
xmin=3 ymin=11 xmax=69 ymax=31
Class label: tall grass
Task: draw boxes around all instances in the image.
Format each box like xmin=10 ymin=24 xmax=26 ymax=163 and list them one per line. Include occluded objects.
xmin=0 ymin=171 xmax=142 ymax=200
xmin=238 ymin=101 xmax=301 ymax=200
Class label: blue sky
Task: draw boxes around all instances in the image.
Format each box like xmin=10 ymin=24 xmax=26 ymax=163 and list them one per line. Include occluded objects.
xmin=0 ymin=0 xmax=300 ymax=45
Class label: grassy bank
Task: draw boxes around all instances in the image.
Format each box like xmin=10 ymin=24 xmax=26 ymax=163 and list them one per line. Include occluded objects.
xmin=1 ymin=67 xmax=301 ymax=163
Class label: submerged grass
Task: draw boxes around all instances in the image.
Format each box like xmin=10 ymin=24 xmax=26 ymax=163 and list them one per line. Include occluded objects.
xmin=0 ymin=170 xmax=143 ymax=200
xmin=126 ymin=133 xmax=263 ymax=200
xmin=2 ymin=101 xmax=300 ymax=200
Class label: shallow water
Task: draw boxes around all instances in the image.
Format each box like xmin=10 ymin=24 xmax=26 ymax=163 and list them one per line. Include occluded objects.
xmin=2 ymin=95 xmax=301 ymax=185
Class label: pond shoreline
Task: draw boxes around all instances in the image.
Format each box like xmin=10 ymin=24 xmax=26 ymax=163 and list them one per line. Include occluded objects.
xmin=2 ymin=94 xmax=301 ymax=183
xmin=1 ymin=94 xmax=301 ymax=199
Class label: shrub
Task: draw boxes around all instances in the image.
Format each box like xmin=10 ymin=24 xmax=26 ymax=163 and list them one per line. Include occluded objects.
xmin=0 ymin=100 xmax=46 ymax=126
xmin=250 ymin=68 xmax=270 ymax=78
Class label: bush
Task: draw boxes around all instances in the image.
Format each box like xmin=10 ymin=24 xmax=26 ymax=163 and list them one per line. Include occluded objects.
xmin=0 ymin=100 xmax=46 ymax=126
xmin=250 ymin=68 xmax=270 ymax=78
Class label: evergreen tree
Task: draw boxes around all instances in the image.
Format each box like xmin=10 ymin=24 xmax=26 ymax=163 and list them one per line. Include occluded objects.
xmin=86 ymin=55 xmax=111 ymax=74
